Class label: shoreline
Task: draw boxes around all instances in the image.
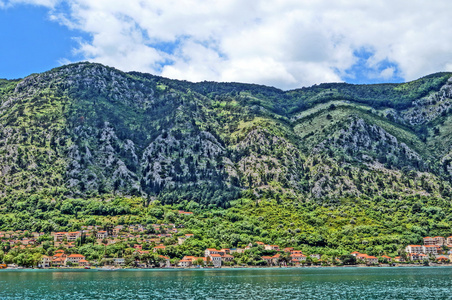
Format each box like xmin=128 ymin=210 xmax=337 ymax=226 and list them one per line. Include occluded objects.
xmin=2 ymin=263 xmax=451 ymax=271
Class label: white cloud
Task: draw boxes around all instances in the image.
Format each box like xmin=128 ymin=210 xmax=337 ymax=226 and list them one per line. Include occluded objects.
xmin=6 ymin=0 xmax=452 ymax=89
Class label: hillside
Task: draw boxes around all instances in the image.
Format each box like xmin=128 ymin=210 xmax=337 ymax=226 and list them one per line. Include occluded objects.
xmin=2 ymin=63 xmax=452 ymax=257
xmin=1 ymin=63 xmax=452 ymax=205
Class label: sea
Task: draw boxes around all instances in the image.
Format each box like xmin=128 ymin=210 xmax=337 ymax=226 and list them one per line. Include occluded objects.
xmin=0 ymin=266 xmax=451 ymax=299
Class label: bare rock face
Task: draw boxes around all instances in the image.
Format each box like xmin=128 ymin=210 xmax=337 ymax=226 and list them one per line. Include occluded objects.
xmin=314 ymin=117 xmax=424 ymax=170
xmin=402 ymin=77 xmax=452 ymax=125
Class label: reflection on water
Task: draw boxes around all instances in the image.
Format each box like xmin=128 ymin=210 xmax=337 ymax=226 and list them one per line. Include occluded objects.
xmin=1 ymin=267 xmax=452 ymax=299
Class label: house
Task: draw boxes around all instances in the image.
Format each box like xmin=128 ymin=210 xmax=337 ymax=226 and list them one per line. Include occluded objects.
xmin=350 ymin=251 xmax=361 ymax=257
xmin=366 ymin=255 xmax=378 ymax=264
xmin=96 ymin=231 xmax=108 ymax=239
xmin=446 ymin=236 xmax=452 ymax=245
xmin=264 ymin=245 xmax=280 ymax=251
xmin=65 ymin=254 xmax=86 ymax=265
xmin=52 ymin=257 xmax=66 ymax=267
xmin=355 ymin=253 xmax=369 ymax=262
xmin=221 ymin=254 xmax=234 ymax=262
xmin=423 ymin=237 xmax=435 ymax=245
xmin=310 ymin=254 xmax=321 ymax=260
xmin=78 ymin=260 xmax=90 ymax=267
xmin=153 ymin=245 xmax=166 ymax=253
xmin=436 ymin=256 xmax=449 ymax=262
xmin=423 ymin=245 xmax=439 ymax=255
xmin=209 ymin=254 xmax=222 ymax=267
xmin=52 ymin=250 xmax=66 ymax=261
xmin=433 ymin=236 xmax=445 ymax=246
xmin=381 ymin=255 xmax=392 ymax=262
xmin=159 ymin=255 xmax=171 ymax=268
xmin=405 ymin=245 xmax=423 ymax=254
xmin=291 ymin=253 xmax=307 ymax=263
xmin=67 ymin=232 xmax=81 ymax=241
xmin=40 ymin=255 xmax=52 ymax=268
xmin=205 ymin=248 xmax=219 ymax=257
xmin=284 ymin=247 xmax=294 ymax=253
xmin=179 ymin=259 xmax=192 ymax=267
xmin=409 ymin=253 xmax=428 ymax=261
xmin=53 ymin=232 xmax=67 ymax=242
xmin=272 ymin=253 xmax=281 ymax=265
xmin=394 ymin=256 xmax=404 ymax=262
xmin=419 ymin=254 xmax=429 ymax=261
xmin=262 ymin=256 xmax=273 ymax=264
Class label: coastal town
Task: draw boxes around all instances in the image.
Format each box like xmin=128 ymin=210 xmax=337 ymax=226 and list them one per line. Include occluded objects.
xmin=2 ymin=209 xmax=452 ymax=269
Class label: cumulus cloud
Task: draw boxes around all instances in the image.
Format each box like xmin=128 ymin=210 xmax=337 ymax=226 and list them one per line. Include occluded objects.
xmin=5 ymin=0 xmax=452 ymax=89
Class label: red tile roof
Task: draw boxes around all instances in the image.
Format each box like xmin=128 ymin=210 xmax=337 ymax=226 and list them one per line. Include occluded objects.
xmin=68 ymin=254 xmax=85 ymax=258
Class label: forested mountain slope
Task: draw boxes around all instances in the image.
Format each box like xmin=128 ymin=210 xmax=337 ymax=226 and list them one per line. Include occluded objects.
xmin=1 ymin=62 xmax=452 ymax=207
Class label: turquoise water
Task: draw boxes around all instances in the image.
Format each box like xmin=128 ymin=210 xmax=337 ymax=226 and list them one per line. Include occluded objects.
xmin=1 ymin=267 xmax=451 ymax=299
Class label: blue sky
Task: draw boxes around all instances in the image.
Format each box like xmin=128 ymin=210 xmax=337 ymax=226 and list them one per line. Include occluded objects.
xmin=0 ymin=1 xmax=451 ymax=89
xmin=0 ymin=5 xmax=87 ymax=79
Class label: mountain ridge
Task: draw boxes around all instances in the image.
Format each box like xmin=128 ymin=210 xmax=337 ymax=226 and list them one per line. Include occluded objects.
xmin=1 ymin=62 xmax=452 ymax=206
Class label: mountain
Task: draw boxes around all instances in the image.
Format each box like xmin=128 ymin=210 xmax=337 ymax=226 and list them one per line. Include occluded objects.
xmin=1 ymin=62 xmax=452 ymax=208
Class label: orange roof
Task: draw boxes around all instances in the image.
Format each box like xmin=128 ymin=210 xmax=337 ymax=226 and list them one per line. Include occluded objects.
xmin=159 ymin=255 xmax=169 ymax=259
xmin=68 ymin=254 xmax=85 ymax=258
xmin=52 ymin=257 xmax=65 ymax=262
xmin=206 ymin=248 xmax=218 ymax=251
xmin=262 ymin=256 xmax=273 ymax=259
xmin=291 ymin=254 xmax=306 ymax=258
xmin=407 ymin=245 xmax=422 ymax=247
xmin=79 ymin=260 xmax=89 ymax=263
xmin=351 ymin=251 xmax=361 ymax=254
xmin=210 ymin=254 xmax=221 ymax=257
xmin=182 ymin=256 xmax=197 ymax=260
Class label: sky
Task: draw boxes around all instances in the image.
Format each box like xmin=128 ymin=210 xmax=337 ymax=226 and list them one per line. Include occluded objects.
xmin=0 ymin=0 xmax=452 ymax=90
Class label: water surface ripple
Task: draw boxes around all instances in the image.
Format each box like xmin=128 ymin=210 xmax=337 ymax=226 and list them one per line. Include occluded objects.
xmin=0 ymin=267 xmax=450 ymax=299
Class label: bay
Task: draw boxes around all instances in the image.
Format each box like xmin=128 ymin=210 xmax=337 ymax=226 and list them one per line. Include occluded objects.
xmin=1 ymin=267 xmax=451 ymax=299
